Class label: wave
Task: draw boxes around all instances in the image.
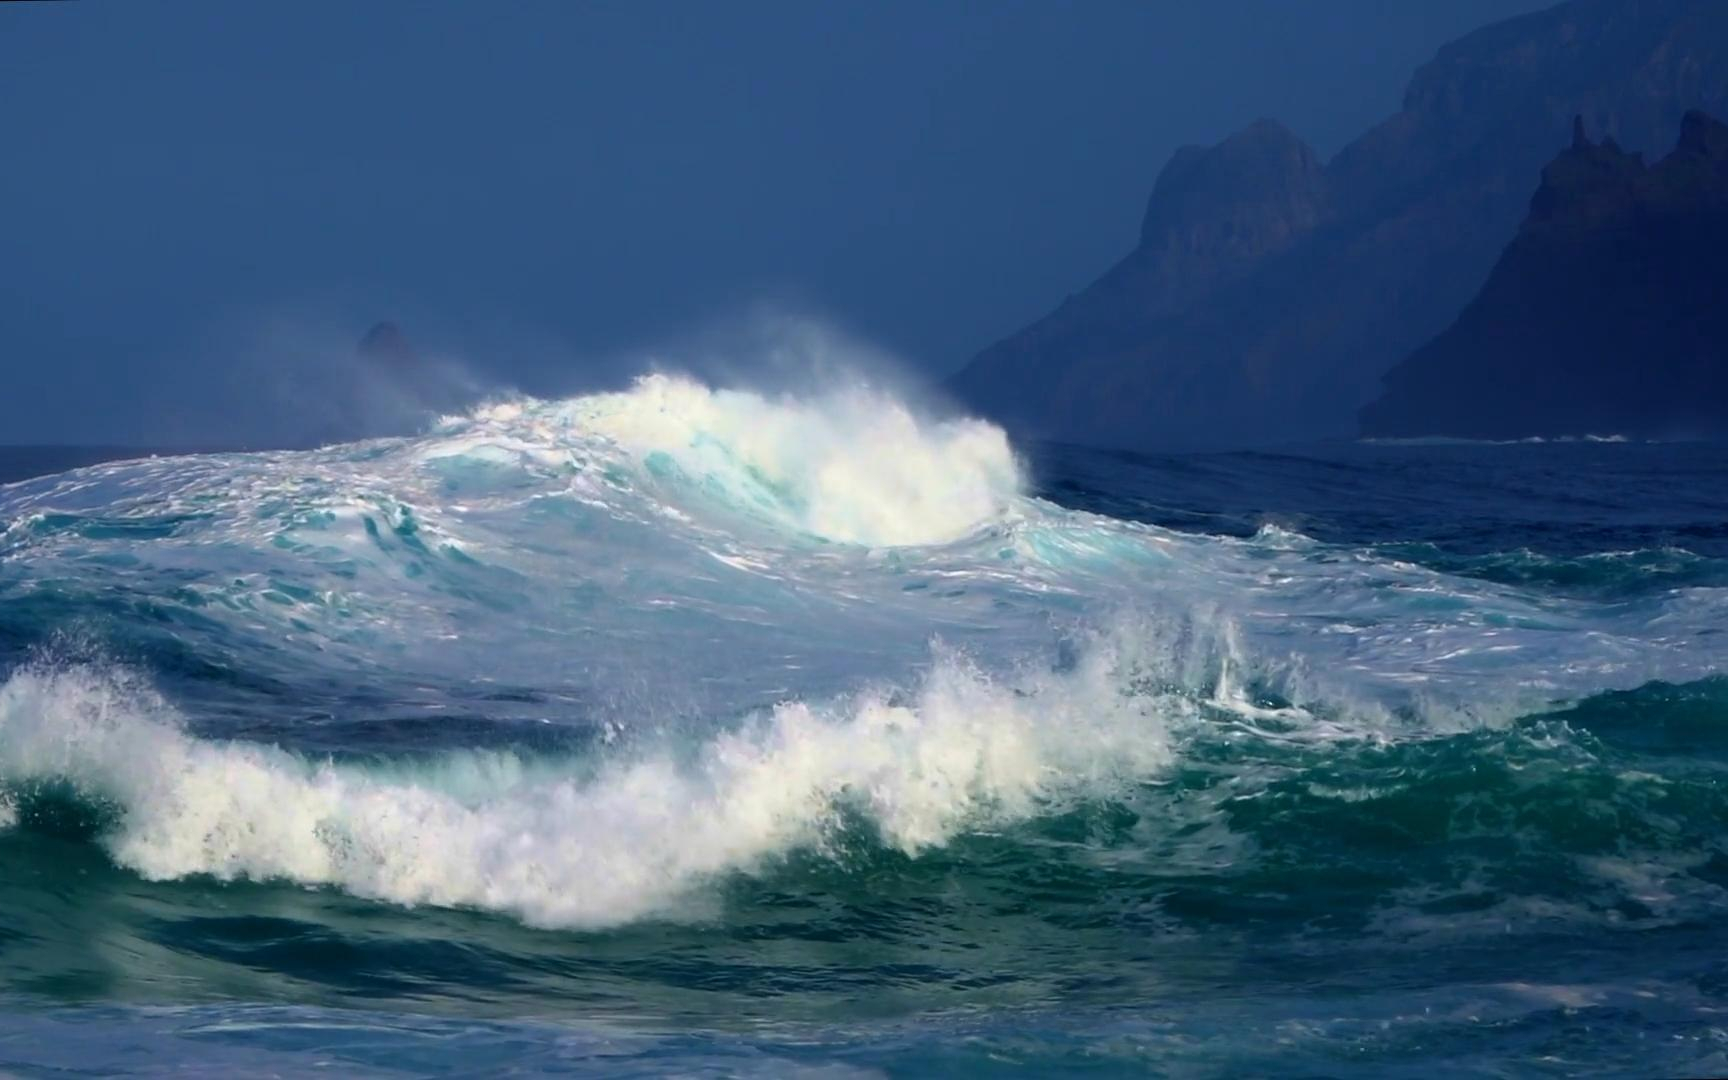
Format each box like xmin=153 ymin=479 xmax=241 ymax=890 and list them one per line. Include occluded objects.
xmin=1369 ymin=543 xmax=1728 ymax=597
xmin=464 ymin=373 xmax=1025 ymax=546
xmin=2 ymin=387 xmax=1719 ymax=731
xmin=0 ymin=621 xmax=1194 ymax=929
xmin=3 ymin=372 xmax=1022 ymax=557
xmin=5 ymin=637 xmax=1728 ymax=939
xmin=0 ymin=374 xmax=1053 ymax=702
xmin=3 ymin=373 xmax=1727 ymax=936
xmin=1359 ymin=434 xmax=1633 ymax=446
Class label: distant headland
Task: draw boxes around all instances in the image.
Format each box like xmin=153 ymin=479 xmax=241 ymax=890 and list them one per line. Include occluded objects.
xmin=1360 ymin=111 xmax=1728 ymax=440
xmin=947 ymin=0 xmax=1728 ymax=450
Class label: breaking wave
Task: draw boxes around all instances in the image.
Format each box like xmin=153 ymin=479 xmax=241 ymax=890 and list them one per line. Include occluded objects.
xmin=1 ymin=371 xmax=1725 ymax=941
xmin=470 ymin=373 xmax=1025 ymax=546
xmin=0 ymin=624 xmax=1187 ymax=928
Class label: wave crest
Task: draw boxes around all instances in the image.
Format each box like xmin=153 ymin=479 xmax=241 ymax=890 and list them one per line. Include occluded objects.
xmin=0 ymin=629 xmax=1174 ymax=929
xmin=456 ymin=374 xmax=1023 ymax=546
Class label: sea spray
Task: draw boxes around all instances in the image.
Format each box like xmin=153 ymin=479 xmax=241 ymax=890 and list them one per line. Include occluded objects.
xmin=0 ymin=623 xmax=1183 ymax=928
xmin=457 ymin=373 xmax=1024 ymax=546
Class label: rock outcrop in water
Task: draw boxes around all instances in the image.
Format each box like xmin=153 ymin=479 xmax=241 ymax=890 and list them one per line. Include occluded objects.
xmin=357 ymin=321 xmax=418 ymax=370
xmin=282 ymin=322 xmax=478 ymax=446
xmin=947 ymin=0 xmax=1728 ymax=450
xmin=1359 ymin=111 xmax=1728 ymax=440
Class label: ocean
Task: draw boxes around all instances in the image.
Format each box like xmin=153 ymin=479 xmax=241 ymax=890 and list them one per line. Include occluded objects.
xmin=1 ymin=374 xmax=1727 ymax=1077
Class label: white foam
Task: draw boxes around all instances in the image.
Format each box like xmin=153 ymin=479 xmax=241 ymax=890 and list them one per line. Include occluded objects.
xmin=0 ymin=631 xmax=1173 ymax=929
xmin=462 ymin=373 xmax=1024 ymax=546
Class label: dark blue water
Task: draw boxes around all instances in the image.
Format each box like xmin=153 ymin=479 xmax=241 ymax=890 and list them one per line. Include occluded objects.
xmin=2 ymin=389 xmax=1726 ymax=1077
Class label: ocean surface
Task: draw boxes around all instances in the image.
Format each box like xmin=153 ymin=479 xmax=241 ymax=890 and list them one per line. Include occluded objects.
xmin=3 ymin=376 xmax=1728 ymax=1077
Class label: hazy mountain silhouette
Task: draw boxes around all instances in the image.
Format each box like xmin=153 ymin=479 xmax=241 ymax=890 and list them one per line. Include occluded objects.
xmin=1360 ymin=111 xmax=1728 ymax=440
xmin=948 ymin=0 xmax=1728 ymax=451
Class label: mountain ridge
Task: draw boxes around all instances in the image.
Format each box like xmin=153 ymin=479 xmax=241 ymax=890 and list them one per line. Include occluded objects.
xmin=1359 ymin=109 xmax=1728 ymax=440
xmin=949 ymin=0 xmax=1728 ymax=451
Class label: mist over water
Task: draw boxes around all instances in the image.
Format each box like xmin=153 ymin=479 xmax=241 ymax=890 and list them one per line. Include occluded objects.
xmin=2 ymin=370 xmax=1728 ymax=1074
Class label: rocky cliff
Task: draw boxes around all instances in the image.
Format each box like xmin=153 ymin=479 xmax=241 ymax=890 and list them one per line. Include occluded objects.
xmin=948 ymin=0 xmax=1728 ymax=450
xmin=1359 ymin=111 xmax=1728 ymax=439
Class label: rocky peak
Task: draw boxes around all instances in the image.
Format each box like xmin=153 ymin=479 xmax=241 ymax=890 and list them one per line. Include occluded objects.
xmin=358 ymin=321 xmax=416 ymax=368
xmin=1528 ymin=116 xmax=1645 ymax=227
xmin=949 ymin=0 xmax=1728 ymax=451
xmin=1529 ymin=110 xmax=1728 ymax=230
xmin=1361 ymin=109 xmax=1728 ymax=440
xmin=1677 ymin=108 xmax=1728 ymax=162
xmin=1135 ymin=118 xmax=1328 ymax=286
xmin=1330 ymin=0 xmax=1728 ymax=214
xmin=1659 ymin=110 xmax=1728 ymax=205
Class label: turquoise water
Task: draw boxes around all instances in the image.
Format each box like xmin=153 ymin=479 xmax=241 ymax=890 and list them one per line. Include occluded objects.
xmin=2 ymin=378 xmax=1728 ymax=1076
